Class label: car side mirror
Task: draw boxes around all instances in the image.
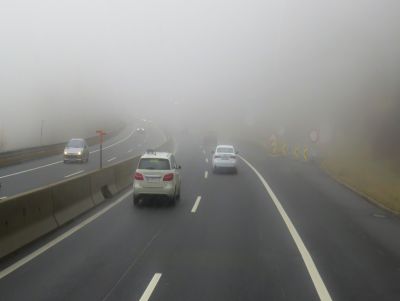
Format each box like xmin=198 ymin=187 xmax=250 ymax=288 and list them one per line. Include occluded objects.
xmin=235 ymin=151 xmax=239 ymax=154
xmin=178 ymin=165 xmax=182 ymax=169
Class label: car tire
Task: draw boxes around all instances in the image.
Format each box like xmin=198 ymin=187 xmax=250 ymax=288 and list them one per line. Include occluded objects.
xmin=133 ymin=196 xmax=140 ymax=207
xmin=170 ymin=195 xmax=177 ymax=206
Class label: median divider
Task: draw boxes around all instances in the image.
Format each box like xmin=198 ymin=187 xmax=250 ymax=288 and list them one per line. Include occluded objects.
xmin=52 ymin=176 xmax=94 ymax=226
xmin=90 ymin=167 xmax=117 ymax=205
xmin=0 ymin=137 xmax=174 ymax=259
xmin=0 ymin=189 xmax=57 ymax=258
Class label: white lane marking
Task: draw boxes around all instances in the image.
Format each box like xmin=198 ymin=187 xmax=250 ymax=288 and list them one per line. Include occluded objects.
xmin=139 ymin=273 xmax=162 ymax=301
xmin=239 ymin=155 xmax=333 ymax=301
xmin=107 ymin=157 xmax=117 ymax=162
xmin=64 ymin=170 xmax=85 ymax=178
xmin=89 ymin=129 xmax=135 ymax=154
xmin=205 ymin=158 xmax=209 ymax=163
xmin=128 ymin=149 xmax=133 ymax=153
xmin=202 ymin=149 xmax=206 ymax=155
xmin=0 ymin=189 xmax=133 ymax=280
xmin=0 ymin=161 xmax=63 ymax=179
xmin=191 ymin=196 xmax=202 ymax=213
xmin=204 ymin=171 xmax=208 ymax=179
xmin=0 ymin=128 xmax=135 ymax=179
xmin=0 ymin=196 xmax=7 ymax=201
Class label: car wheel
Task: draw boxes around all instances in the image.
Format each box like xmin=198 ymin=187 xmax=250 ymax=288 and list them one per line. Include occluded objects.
xmin=169 ymin=195 xmax=177 ymax=206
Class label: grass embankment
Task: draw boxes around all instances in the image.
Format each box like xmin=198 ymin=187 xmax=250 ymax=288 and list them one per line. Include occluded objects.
xmin=321 ymin=144 xmax=400 ymax=214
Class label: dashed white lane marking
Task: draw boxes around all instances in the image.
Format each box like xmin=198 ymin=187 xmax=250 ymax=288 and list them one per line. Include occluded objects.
xmin=202 ymin=149 xmax=206 ymax=155
xmin=128 ymin=149 xmax=133 ymax=153
xmin=107 ymin=157 xmax=117 ymax=162
xmin=0 ymin=189 xmax=133 ymax=280
xmin=139 ymin=273 xmax=162 ymax=301
xmin=0 ymin=161 xmax=63 ymax=179
xmin=204 ymin=171 xmax=208 ymax=179
xmin=191 ymin=196 xmax=202 ymax=213
xmin=239 ymin=155 xmax=333 ymax=301
xmin=64 ymin=170 xmax=85 ymax=178
xmin=0 ymin=128 xmax=135 ymax=179
xmin=205 ymin=158 xmax=209 ymax=163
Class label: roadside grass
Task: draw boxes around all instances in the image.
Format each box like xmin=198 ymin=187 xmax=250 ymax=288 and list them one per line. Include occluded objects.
xmin=321 ymin=148 xmax=400 ymax=214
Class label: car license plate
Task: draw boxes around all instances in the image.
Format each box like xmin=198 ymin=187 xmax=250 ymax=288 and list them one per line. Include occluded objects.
xmin=147 ymin=177 xmax=160 ymax=183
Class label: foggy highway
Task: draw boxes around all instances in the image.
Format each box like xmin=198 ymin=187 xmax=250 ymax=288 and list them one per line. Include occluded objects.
xmin=2 ymin=0 xmax=400 ymax=300
xmin=1 ymin=131 xmax=400 ymax=301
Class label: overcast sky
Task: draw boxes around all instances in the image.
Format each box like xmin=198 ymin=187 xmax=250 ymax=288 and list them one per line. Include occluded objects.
xmin=1 ymin=0 xmax=399 ymax=146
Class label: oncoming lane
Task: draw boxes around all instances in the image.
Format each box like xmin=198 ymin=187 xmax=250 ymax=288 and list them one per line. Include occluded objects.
xmin=0 ymin=123 xmax=165 ymax=198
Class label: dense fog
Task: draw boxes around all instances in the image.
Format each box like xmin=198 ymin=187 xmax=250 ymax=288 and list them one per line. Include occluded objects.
xmin=1 ymin=0 xmax=399 ymax=151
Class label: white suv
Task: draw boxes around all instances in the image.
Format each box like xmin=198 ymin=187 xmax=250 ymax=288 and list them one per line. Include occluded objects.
xmin=133 ymin=151 xmax=181 ymax=206
xmin=212 ymin=145 xmax=238 ymax=173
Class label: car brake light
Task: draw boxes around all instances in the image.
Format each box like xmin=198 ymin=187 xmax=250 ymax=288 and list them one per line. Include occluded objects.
xmin=163 ymin=173 xmax=174 ymax=181
xmin=134 ymin=172 xmax=144 ymax=180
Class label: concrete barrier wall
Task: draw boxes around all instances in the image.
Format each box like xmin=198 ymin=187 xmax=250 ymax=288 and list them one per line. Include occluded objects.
xmin=90 ymin=167 xmax=117 ymax=205
xmin=53 ymin=176 xmax=95 ymax=226
xmin=0 ymin=138 xmax=174 ymax=259
xmin=0 ymin=189 xmax=57 ymax=258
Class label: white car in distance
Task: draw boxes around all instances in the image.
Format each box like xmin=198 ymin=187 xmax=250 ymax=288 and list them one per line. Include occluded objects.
xmin=212 ymin=145 xmax=238 ymax=174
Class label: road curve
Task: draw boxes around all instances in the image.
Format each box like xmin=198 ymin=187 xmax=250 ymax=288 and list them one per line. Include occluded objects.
xmin=0 ymin=131 xmax=399 ymax=300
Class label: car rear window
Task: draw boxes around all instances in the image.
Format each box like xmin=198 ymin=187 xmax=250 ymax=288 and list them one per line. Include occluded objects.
xmin=216 ymin=147 xmax=234 ymax=153
xmin=138 ymin=158 xmax=170 ymax=170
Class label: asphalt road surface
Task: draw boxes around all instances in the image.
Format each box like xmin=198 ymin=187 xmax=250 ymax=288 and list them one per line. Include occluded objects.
xmin=0 ymin=122 xmax=166 ymax=199
xmin=1 ymin=131 xmax=399 ymax=300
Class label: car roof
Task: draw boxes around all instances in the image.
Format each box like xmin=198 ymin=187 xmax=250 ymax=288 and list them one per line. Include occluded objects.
xmin=216 ymin=145 xmax=234 ymax=148
xmin=69 ymin=138 xmax=85 ymax=142
xmin=140 ymin=152 xmax=171 ymax=160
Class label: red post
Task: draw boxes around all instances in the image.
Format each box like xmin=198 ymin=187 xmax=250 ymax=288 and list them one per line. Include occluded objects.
xmin=96 ymin=130 xmax=106 ymax=169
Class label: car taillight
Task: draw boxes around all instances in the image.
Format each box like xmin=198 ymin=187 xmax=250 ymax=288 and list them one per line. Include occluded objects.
xmin=163 ymin=173 xmax=174 ymax=181
xmin=134 ymin=172 xmax=144 ymax=181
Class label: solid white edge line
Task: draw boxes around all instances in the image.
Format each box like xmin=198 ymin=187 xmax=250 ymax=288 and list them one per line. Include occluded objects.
xmin=191 ymin=196 xmax=202 ymax=213
xmin=90 ymin=129 xmax=135 ymax=154
xmin=239 ymin=155 xmax=333 ymax=301
xmin=138 ymin=273 xmax=162 ymax=301
xmin=204 ymin=171 xmax=208 ymax=179
xmin=0 ymin=189 xmax=133 ymax=280
xmin=107 ymin=157 xmax=117 ymax=162
xmin=0 ymin=196 xmax=7 ymax=201
xmin=64 ymin=170 xmax=85 ymax=178
xmin=0 ymin=161 xmax=63 ymax=179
